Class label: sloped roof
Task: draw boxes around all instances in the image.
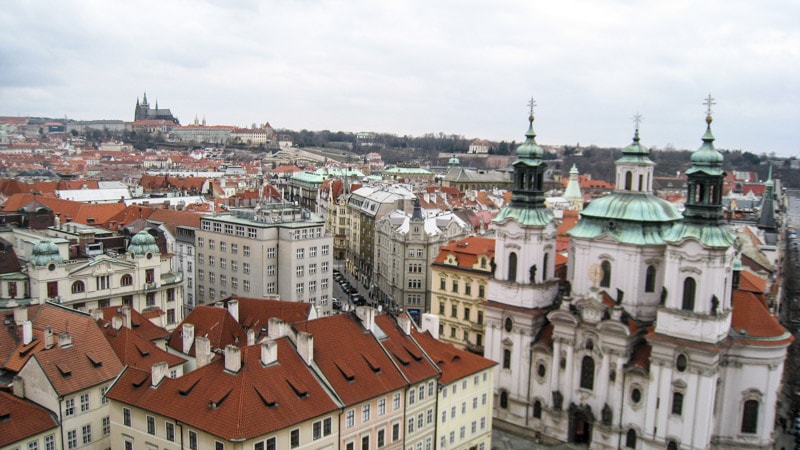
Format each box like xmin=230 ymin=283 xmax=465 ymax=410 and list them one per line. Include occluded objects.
xmin=0 ymin=389 xmax=59 ymax=447
xmin=374 ymin=315 xmax=440 ymax=384
xmin=738 ymin=270 xmax=766 ymax=294
xmin=99 ymin=306 xmax=170 ymax=341
xmin=411 ymin=328 xmax=497 ymax=385
xmin=293 ymin=313 xmax=408 ymax=406
xmin=107 ymin=338 xmax=339 ymax=441
xmin=432 ymin=236 xmax=495 ymax=272
xmin=167 ymin=306 xmax=248 ymax=356
xmin=99 ymin=322 xmax=185 ymax=371
xmin=1 ymin=194 xmax=125 ymax=225
xmin=730 ymin=290 xmax=792 ymax=346
xmin=230 ymin=297 xmax=313 ymax=339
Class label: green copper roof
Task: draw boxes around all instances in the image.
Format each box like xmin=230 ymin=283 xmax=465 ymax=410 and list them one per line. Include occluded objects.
xmin=515 ymin=114 xmax=544 ymax=160
xmin=128 ymin=230 xmax=160 ymax=256
xmin=493 ymin=205 xmax=554 ymax=227
xmin=687 ymin=115 xmax=724 ymax=175
xmin=578 ymin=192 xmax=681 ymax=223
xmin=662 ymin=221 xmax=736 ymax=248
xmin=30 ymin=240 xmax=63 ymax=267
xmin=616 ymin=128 xmax=655 ymax=166
xmin=563 ymin=164 xmax=583 ymax=199
xmin=568 ymin=216 xmax=677 ymax=245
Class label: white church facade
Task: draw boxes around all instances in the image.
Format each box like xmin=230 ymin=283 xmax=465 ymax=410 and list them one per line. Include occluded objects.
xmin=484 ymin=102 xmax=791 ymax=450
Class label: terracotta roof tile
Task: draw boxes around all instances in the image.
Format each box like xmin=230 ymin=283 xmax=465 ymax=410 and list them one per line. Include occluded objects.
xmin=411 ymin=329 xmax=496 ymax=385
xmin=0 ymin=389 xmax=59 ymax=447
xmin=107 ymin=338 xmax=339 ymax=440
xmin=168 ymin=306 xmax=248 ymax=356
xmin=730 ymin=290 xmax=792 ymax=346
xmin=374 ymin=315 xmax=440 ymax=384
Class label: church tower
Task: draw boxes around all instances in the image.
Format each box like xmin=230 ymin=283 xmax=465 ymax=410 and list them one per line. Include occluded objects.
xmin=484 ymin=99 xmax=559 ymax=426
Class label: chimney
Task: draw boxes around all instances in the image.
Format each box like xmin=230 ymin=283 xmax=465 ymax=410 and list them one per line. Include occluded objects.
xmin=13 ymin=306 xmax=28 ymax=325
xmin=260 ymin=339 xmax=277 ymax=365
xmin=58 ymin=332 xmax=72 ymax=348
xmin=227 ymin=300 xmax=239 ymax=322
xmin=296 ymin=331 xmax=314 ymax=365
xmin=420 ymin=313 xmax=439 ymax=339
xmin=195 ymin=336 xmax=212 ymax=368
xmin=214 ymin=301 xmax=224 ymax=308
xmin=112 ymin=316 xmax=123 ymax=330
xmin=397 ymin=314 xmax=412 ymax=336
xmin=355 ymin=306 xmax=376 ymax=333
xmin=151 ymin=361 xmax=169 ymax=387
xmin=268 ymin=317 xmax=286 ymax=339
xmin=90 ymin=309 xmax=104 ymax=321
xmin=121 ymin=305 xmax=132 ymax=329
xmin=246 ymin=328 xmax=255 ymax=346
xmin=44 ymin=327 xmax=54 ymax=349
xmin=12 ymin=375 xmax=24 ymax=398
xmin=182 ymin=323 xmax=195 ymax=354
xmin=224 ymin=345 xmax=242 ymax=373
xmin=22 ymin=321 xmax=32 ymax=345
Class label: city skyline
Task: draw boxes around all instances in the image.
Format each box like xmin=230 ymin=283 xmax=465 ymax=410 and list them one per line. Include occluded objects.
xmin=1 ymin=0 xmax=798 ymax=156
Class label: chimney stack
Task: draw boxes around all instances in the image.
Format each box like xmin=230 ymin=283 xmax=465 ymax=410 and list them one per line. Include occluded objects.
xmin=121 ymin=305 xmax=132 ymax=329
xmin=224 ymin=345 xmax=242 ymax=373
xmin=44 ymin=327 xmax=54 ymax=349
xmin=397 ymin=314 xmax=412 ymax=336
xmin=22 ymin=321 xmax=32 ymax=345
xmin=12 ymin=375 xmax=24 ymax=398
xmin=246 ymin=328 xmax=255 ymax=346
xmin=90 ymin=309 xmax=104 ymax=322
xmin=151 ymin=361 xmax=169 ymax=387
xmin=296 ymin=332 xmax=314 ymax=366
xmin=182 ymin=323 xmax=195 ymax=354
xmin=13 ymin=306 xmax=27 ymax=325
xmin=195 ymin=337 xmax=212 ymax=368
xmin=112 ymin=316 xmax=123 ymax=330
xmin=260 ymin=339 xmax=277 ymax=365
xmin=58 ymin=332 xmax=72 ymax=348
xmin=268 ymin=317 xmax=286 ymax=339
xmin=227 ymin=300 xmax=239 ymax=322
xmin=355 ymin=306 xmax=376 ymax=333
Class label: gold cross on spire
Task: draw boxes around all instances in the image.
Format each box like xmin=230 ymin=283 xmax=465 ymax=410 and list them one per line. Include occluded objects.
xmin=703 ymin=94 xmax=716 ymax=116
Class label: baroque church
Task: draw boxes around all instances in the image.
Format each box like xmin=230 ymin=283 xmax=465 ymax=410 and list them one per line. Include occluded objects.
xmin=484 ymin=101 xmax=791 ymax=449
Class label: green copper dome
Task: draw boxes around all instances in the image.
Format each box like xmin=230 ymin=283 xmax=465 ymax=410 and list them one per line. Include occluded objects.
xmin=579 ymin=193 xmax=681 ymax=223
xmin=30 ymin=240 xmax=63 ymax=267
xmin=687 ymin=115 xmax=724 ymax=173
xmin=128 ymin=230 xmax=160 ymax=256
xmin=616 ymin=128 xmax=655 ymax=165
xmin=515 ymin=114 xmax=544 ymax=161
xmin=448 ymin=154 xmax=460 ymax=166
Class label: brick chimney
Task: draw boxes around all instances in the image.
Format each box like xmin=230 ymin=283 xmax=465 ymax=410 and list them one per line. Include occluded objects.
xmin=268 ymin=317 xmax=286 ymax=339
xmin=182 ymin=323 xmax=195 ymax=354
xmin=151 ymin=361 xmax=169 ymax=387
xmin=260 ymin=339 xmax=277 ymax=366
xmin=195 ymin=336 xmax=212 ymax=368
xmin=296 ymin=331 xmax=313 ymax=366
xmin=224 ymin=345 xmax=241 ymax=373
xmin=227 ymin=300 xmax=239 ymax=322
xmin=22 ymin=321 xmax=32 ymax=345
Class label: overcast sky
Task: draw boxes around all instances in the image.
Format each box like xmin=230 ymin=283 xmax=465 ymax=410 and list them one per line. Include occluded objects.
xmin=1 ymin=1 xmax=798 ymax=156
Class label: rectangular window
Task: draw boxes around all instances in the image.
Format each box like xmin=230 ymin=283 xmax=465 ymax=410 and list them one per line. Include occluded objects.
xmin=244 ymin=245 xmax=251 ymax=257
xmin=267 ymin=265 xmax=275 ymax=276
xmin=296 ymin=248 xmax=305 ymax=259
xmin=309 ymin=280 xmax=316 ymax=292
xmin=189 ymin=430 xmax=198 ymax=450
xmin=408 ymin=417 xmax=414 ymax=433
xmin=409 ymin=389 xmax=416 ymax=404
xmin=82 ymin=424 xmax=92 ymax=444
xmin=209 ymin=256 xmax=215 ymax=266
xmin=392 ymin=423 xmax=400 ymax=441
xmin=324 ymin=417 xmax=332 ymax=436
xmin=297 ymin=266 xmax=304 ymax=277
xmin=378 ymin=398 xmax=386 ymax=416
xmin=220 ymin=242 xmax=227 ymax=252
xmin=231 ymin=277 xmax=238 ymax=289
xmin=65 ymin=398 xmax=75 ymax=416
xmin=147 ymin=415 xmax=155 ymax=434
xmin=243 ymin=262 xmax=250 ymax=274
xmin=231 ymin=243 xmax=238 ymax=254
xmin=45 ymin=435 xmax=55 ymax=450
xmin=362 ymin=404 xmax=371 ymax=422
xmin=220 ymin=275 xmax=227 ymax=287
xmin=267 ymin=247 xmax=275 ymax=259
xmin=198 ymin=237 xmax=204 ymax=246
xmin=393 ymin=393 xmax=401 ymax=410
xmin=216 ymin=442 xmax=225 ymax=450
xmin=309 ymin=263 xmax=317 ymax=274
xmin=267 ymin=282 xmax=276 ymax=293
xmin=465 ymin=284 xmax=472 ymax=295
xmin=321 ymin=279 xmax=329 ymax=289
xmin=103 ymin=416 xmax=111 ymax=435
xmin=208 ymin=239 xmax=215 ymax=250
xmin=322 ymin=261 xmax=329 ymax=272
xmin=220 ymin=258 xmax=227 ymax=269
xmin=322 ymin=245 xmax=330 ymax=256
xmin=451 ymin=304 xmax=458 ymax=317
xmin=427 ymin=408 xmax=433 ymax=424
xmin=243 ymin=280 xmax=251 ymax=292
xmin=80 ymin=393 xmax=90 ymax=412
xmin=290 ymin=429 xmax=300 ymax=448
xmin=123 ymin=407 xmax=131 ymax=426
xmin=166 ymin=422 xmax=175 ymax=442
xmin=296 ymin=283 xmax=304 ymax=295
xmin=248 ymin=227 xmax=257 ymax=238
xmin=346 ymin=410 xmax=355 ymax=428
xmin=67 ymin=430 xmax=77 ymax=450
xmin=235 ymin=226 xmax=245 ymax=237
xmin=452 ymin=280 xmax=458 ymax=293
xmin=378 ymin=429 xmax=385 ymax=448
xmin=310 ymin=246 xmax=317 ymax=257
xmin=314 ymin=421 xmax=321 ymax=440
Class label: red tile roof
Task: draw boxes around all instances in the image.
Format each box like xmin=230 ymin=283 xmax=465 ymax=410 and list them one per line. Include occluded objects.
xmin=411 ymin=329 xmax=496 ymax=385
xmin=107 ymin=338 xmax=339 ymax=440
xmin=229 ymin=297 xmax=313 ymax=339
xmin=98 ymin=306 xmax=170 ymax=341
xmin=738 ymin=270 xmax=766 ymax=294
xmin=167 ymin=305 xmax=247 ymax=356
xmin=99 ymin=322 xmax=185 ymax=371
xmin=432 ymin=236 xmax=495 ymax=272
xmin=1 ymin=194 xmax=125 ymax=225
xmin=293 ymin=313 xmax=408 ymax=406
xmin=730 ymin=290 xmax=792 ymax=346
xmin=0 ymin=389 xmax=59 ymax=447
xmin=374 ymin=315 xmax=440 ymax=384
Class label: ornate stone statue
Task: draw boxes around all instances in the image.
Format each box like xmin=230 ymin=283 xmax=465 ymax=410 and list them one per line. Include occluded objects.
xmin=552 ymin=390 xmax=563 ymax=410
xmin=530 ymin=264 xmax=537 ymax=283
xmin=602 ymin=403 xmax=613 ymax=426
xmin=711 ymin=295 xmax=719 ymax=316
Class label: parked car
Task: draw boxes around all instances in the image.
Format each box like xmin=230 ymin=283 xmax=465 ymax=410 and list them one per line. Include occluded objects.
xmin=332 ymin=298 xmax=342 ymax=309
xmin=351 ymin=293 xmax=366 ymax=306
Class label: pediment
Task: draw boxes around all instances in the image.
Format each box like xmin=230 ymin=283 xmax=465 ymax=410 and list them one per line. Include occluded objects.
xmin=69 ymin=257 xmax=136 ymax=276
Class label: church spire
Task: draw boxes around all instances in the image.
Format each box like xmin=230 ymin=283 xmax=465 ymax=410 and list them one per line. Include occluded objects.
xmin=682 ymin=94 xmax=726 ymax=224
xmin=509 ymin=97 xmax=547 ymax=209
xmin=758 ymin=164 xmax=777 ymax=231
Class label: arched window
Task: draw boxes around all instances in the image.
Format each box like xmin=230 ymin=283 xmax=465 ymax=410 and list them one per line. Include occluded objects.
xmin=503 ymin=349 xmax=511 ymax=369
xmin=600 ymin=260 xmax=611 ymax=288
xmin=533 ymin=400 xmax=542 ymax=419
xmin=508 ymin=252 xmax=517 ymax=282
xmin=499 ymin=391 xmax=509 ymax=409
xmin=71 ymin=280 xmax=85 ymax=294
xmin=638 ymin=174 xmax=644 ymax=192
xmin=625 ymin=429 xmax=637 ymax=448
xmin=580 ymin=356 xmax=595 ymax=390
xmin=543 ymin=253 xmax=549 ymax=281
xmin=120 ymin=274 xmax=133 ymax=287
xmin=625 ymin=171 xmax=632 ymax=190
xmin=645 ymin=265 xmax=656 ymax=293
xmin=741 ymin=399 xmax=759 ymax=433
xmin=681 ymin=277 xmax=696 ymax=311
xmin=667 ymin=441 xmax=678 ymax=450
